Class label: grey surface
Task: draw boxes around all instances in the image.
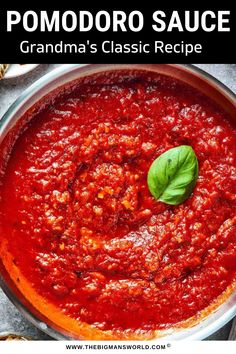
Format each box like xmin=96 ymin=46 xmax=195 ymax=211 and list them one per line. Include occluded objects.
xmin=0 ymin=64 xmax=235 ymax=340
xmin=229 ymin=318 xmax=236 ymax=340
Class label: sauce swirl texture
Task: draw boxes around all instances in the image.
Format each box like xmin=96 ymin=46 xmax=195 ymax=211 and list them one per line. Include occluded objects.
xmin=1 ymin=71 xmax=236 ymax=336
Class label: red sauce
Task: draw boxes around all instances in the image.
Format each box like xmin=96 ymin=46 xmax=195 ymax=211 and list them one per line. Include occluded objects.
xmin=1 ymin=70 xmax=236 ymax=336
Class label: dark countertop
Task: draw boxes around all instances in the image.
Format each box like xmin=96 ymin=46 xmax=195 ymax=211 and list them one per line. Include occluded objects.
xmin=0 ymin=64 xmax=235 ymax=340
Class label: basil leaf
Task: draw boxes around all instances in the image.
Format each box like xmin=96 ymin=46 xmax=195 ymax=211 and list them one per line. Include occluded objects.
xmin=147 ymin=145 xmax=198 ymax=205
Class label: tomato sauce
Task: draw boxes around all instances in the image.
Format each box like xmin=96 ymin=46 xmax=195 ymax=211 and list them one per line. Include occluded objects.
xmin=1 ymin=70 xmax=236 ymax=336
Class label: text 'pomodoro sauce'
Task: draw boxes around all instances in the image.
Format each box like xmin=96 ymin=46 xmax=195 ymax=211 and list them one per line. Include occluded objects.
xmin=1 ymin=71 xmax=236 ymax=337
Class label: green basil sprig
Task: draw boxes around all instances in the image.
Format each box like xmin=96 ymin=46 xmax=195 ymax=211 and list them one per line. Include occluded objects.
xmin=147 ymin=145 xmax=198 ymax=205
